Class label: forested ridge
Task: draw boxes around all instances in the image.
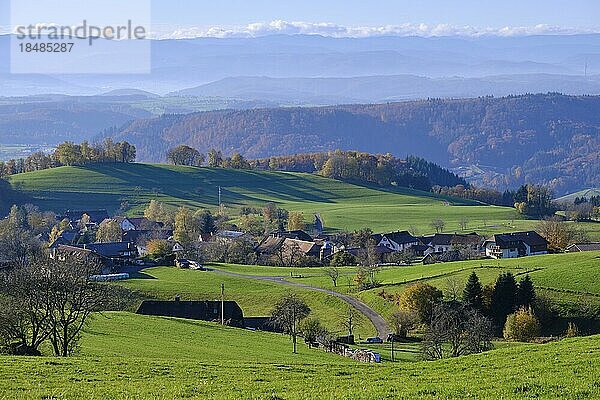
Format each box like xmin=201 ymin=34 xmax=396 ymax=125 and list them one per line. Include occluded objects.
xmin=108 ymin=93 xmax=600 ymax=194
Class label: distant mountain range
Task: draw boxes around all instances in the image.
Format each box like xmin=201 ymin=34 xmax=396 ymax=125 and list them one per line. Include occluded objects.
xmin=105 ymin=93 xmax=600 ymax=195
xmin=173 ymin=74 xmax=600 ymax=104
xmin=1 ymin=34 xmax=600 ymax=96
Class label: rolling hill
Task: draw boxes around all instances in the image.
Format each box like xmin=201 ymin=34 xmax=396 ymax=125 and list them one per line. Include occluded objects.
xmin=0 ymin=311 xmax=598 ymax=399
xmin=107 ymin=93 xmax=600 ymax=195
xmin=6 ymin=163 xmax=534 ymax=234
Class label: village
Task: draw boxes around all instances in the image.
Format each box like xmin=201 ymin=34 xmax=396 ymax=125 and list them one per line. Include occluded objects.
xmin=44 ymin=207 xmax=573 ymax=272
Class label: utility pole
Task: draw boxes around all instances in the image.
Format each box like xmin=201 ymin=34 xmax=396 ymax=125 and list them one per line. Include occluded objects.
xmin=218 ymin=186 xmax=222 ymax=207
xmin=220 ymin=283 xmax=225 ymax=325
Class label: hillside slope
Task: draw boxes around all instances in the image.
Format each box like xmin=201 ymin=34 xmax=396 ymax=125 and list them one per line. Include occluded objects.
xmin=0 ymin=312 xmax=598 ymax=399
xmin=108 ymin=93 xmax=600 ymax=195
xmin=6 ymin=163 xmax=528 ymax=233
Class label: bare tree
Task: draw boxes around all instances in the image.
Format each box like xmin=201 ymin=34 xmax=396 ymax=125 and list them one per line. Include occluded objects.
xmin=341 ymin=307 xmax=356 ymax=337
xmin=445 ymin=276 xmax=463 ymax=301
xmin=430 ymin=219 xmax=446 ymax=234
xmin=271 ymin=293 xmax=311 ymax=353
xmin=324 ymin=267 xmax=340 ymax=287
xmin=390 ymin=310 xmax=418 ymax=338
xmin=46 ymin=255 xmax=112 ymax=357
xmin=458 ymin=217 xmax=469 ymax=231
xmin=0 ymin=254 xmax=118 ymax=357
xmin=0 ymin=258 xmax=52 ymax=355
xmin=422 ymin=302 xmax=493 ymax=360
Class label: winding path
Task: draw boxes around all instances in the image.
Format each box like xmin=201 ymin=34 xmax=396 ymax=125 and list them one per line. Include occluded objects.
xmin=212 ymin=268 xmax=391 ymax=338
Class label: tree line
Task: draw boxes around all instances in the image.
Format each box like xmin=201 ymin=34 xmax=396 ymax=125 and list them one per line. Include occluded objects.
xmin=166 ymin=146 xmax=466 ymax=191
xmin=0 ymin=139 xmax=136 ymax=177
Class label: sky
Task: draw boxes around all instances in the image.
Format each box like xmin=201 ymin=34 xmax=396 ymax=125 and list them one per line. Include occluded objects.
xmin=1 ymin=0 xmax=599 ymax=38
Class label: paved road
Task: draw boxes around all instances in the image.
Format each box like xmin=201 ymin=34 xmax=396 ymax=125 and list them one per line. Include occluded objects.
xmin=212 ymin=268 xmax=391 ymax=338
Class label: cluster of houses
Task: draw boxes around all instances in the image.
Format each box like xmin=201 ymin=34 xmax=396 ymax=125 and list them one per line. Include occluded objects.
xmin=49 ymin=210 xmax=183 ymax=273
xmin=255 ymin=228 xmax=554 ymax=264
xmin=43 ymin=208 xmax=599 ymax=273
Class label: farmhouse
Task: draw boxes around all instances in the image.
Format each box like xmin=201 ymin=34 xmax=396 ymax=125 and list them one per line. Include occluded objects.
xmin=372 ymin=231 xmax=419 ymax=252
xmin=421 ymin=233 xmax=484 ymax=255
xmin=50 ymin=244 xmax=111 ymax=273
xmin=484 ymin=231 xmax=548 ymax=259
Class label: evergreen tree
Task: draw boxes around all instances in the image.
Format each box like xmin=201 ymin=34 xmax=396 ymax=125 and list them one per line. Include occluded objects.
xmin=462 ymin=271 xmax=483 ymax=311
xmin=490 ymin=272 xmax=518 ymax=327
xmin=517 ymin=274 xmax=536 ymax=308
xmin=197 ymin=210 xmax=216 ymax=234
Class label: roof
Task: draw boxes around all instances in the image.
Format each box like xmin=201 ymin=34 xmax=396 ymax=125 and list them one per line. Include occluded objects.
xmin=64 ymin=209 xmax=109 ymax=223
xmin=487 ymin=231 xmax=548 ymax=248
xmin=122 ymin=217 xmax=164 ymax=230
xmin=272 ymin=230 xmax=313 ymax=242
xmin=451 ymin=233 xmax=483 ymax=246
xmin=256 ymin=236 xmax=286 ymax=254
xmin=566 ymin=243 xmax=600 ymax=252
xmin=122 ymin=230 xmax=173 ymax=244
xmin=216 ymin=230 xmax=246 ymax=239
xmin=82 ymin=242 xmax=137 ymax=258
xmin=137 ymin=300 xmax=244 ymax=323
xmin=429 ymin=234 xmax=454 ymax=246
xmin=283 ymin=238 xmax=321 ymax=255
xmin=373 ymin=231 xmax=418 ymax=245
xmin=54 ymin=245 xmax=98 ymax=261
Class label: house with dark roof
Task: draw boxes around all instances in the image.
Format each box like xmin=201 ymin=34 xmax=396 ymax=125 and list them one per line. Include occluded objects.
xmin=137 ymin=300 xmax=244 ymax=327
xmin=484 ymin=231 xmax=548 ymax=259
xmin=50 ymin=244 xmax=110 ymax=273
xmin=271 ymin=230 xmax=314 ymax=242
xmin=122 ymin=229 xmax=173 ymax=245
xmin=372 ymin=231 xmax=419 ymax=253
xmin=51 ymin=242 xmax=138 ymax=270
xmin=566 ymin=243 xmax=600 ymax=252
xmin=82 ymin=242 xmax=138 ymax=259
xmin=421 ymin=233 xmax=484 ymax=255
xmin=64 ymin=210 xmax=109 ymax=224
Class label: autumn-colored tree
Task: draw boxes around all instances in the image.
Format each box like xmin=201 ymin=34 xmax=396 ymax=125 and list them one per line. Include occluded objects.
xmin=144 ymin=200 xmax=174 ymax=227
xmin=146 ymin=239 xmax=172 ymax=259
xmin=287 ymin=211 xmax=306 ymax=231
xmin=503 ymin=307 xmax=540 ymax=342
xmin=174 ymin=207 xmax=200 ymax=247
xmin=96 ymin=219 xmax=122 ymax=243
xmin=396 ymin=283 xmax=443 ymax=323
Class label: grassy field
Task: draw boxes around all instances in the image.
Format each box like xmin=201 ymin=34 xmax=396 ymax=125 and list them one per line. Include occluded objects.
xmin=8 ymin=162 xmax=598 ymax=237
xmin=214 ymin=252 xmax=600 ymax=323
xmin=0 ymin=312 xmax=597 ymax=399
xmin=120 ymin=266 xmax=376 ymax=338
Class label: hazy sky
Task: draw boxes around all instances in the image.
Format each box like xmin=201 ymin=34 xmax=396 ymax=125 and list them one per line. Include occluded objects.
xmin=149 ymin=0 xmax=598 ymax=28
xmin=1 ymin=0 xmax=598 ymax=37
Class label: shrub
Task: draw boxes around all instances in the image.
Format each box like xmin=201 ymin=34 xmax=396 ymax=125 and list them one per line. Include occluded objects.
xmin=503 ymin=307 xmax=540 ymax=342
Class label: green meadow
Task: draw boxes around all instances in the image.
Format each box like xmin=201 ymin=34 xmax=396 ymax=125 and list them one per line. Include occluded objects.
xmin=121 ymin=267 xmax=376 ymax=338
xmin=0 ymin=312 xmax=597 ymax=399
xmin=7 ymin=163 xmax=599 ymax=237
xmin=214 ymin=252 xmax=600 ymax=322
